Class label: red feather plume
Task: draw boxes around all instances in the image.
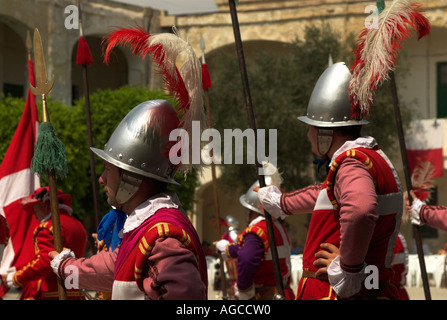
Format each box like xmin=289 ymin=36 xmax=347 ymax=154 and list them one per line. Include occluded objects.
xmin=102 ymin=26 xmax=204 ymax=173
xmin=349 ymin=0 xmax=431 ymax=119
xmin=103 ymin=26 xmax=152 ymax=65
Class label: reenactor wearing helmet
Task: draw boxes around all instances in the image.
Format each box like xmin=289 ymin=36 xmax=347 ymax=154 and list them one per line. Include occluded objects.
xmin=256 ymin=62 xmax=403 ymax=300
xmin=216 ymin=177 xmax=294 ymax=300
xmin=49 ymin=100 xmax=207 ymax=300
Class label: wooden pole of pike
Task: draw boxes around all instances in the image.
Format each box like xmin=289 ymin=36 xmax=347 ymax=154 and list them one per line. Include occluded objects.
xmin=227 ymin=0 xmax=284 ymax=299
xmin=29 ymin=28 xmax=67 ymax=300
xmin=77 ymin=0 xmax=100 ymax=228
xmin=389 ymin=71 xmax=431 ymax=300
xmin=200 ymin=35 xmax=228 ymax=300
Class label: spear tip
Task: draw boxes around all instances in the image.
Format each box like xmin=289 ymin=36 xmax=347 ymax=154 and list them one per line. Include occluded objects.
xmin=200 ymin=34 xmax=205 ymax=52
xmin=26 ymin=30 xmax=32 ymax=51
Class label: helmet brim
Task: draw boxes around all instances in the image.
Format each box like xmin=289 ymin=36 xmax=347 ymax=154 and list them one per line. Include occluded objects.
xmin=239 ymin=194 xmax=262 ymax=214
xmin=91 ymin=147 xmax=180 ymax=186
xmin=297 ymin=116 xmax=369 ymax=128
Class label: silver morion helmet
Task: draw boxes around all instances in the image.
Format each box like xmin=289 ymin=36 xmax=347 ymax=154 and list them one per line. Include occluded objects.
xmin=239 ymin=176 xmax=277 ymax=215
xmin=298 ymin=62 xmax=368 ymax=127
xmin=91 ymin=100 xmax=180 ymax=185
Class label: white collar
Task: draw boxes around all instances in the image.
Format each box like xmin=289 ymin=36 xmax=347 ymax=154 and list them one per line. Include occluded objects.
xmin=249 ymin=215 xmax=265 ymax=227
xmin=122 ymin=191 xmax=182 ymax=234
xmin=39 ymin=204 xmax=73 ymax=223
xmin=330 ymin=136 xmax=377 ymax=166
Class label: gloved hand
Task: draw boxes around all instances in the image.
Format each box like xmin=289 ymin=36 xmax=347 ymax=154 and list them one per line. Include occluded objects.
xmin=256 ymin=185 xmax=288 ymax=219
xmin=409 ymin=197 xmax=424 ymax=225
xmin=234 ymin=283 xmax=255 ymax=300
xmin=405 ymin=190 xmax=424 ymax=225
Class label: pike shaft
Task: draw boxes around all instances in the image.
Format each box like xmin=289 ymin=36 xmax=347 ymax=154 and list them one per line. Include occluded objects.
xmin=204 ymin=89 xmax=228 ymax=299
xmin=228 ymin=0 xmax=284 ymax=299
xmin=49 ymin=172 xmax=67 ymax=300
xmin=390 ymin=71 xmax=431 ymax=300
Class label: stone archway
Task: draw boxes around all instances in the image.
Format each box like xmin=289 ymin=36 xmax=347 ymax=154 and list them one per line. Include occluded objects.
xmin=0 ymin=17 xmax=29 ymax=98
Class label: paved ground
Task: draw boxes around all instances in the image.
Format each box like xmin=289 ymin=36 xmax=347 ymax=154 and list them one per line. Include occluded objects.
xmin=406 ymin=286 xmax=447 ymax=300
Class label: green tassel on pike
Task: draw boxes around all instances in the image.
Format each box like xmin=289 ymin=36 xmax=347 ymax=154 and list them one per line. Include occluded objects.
xmin=31 ymin=121 xmax=68 ymax=178
xmin=376 ymin=0 xmax=385 ymax=13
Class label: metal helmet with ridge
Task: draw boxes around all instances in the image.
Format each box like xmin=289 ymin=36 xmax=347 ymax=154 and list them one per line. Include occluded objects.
xmin=239 ymin=162 xmax=283 ymax=215
xmin=298 ymin=62 xmax=368 ymax=155
xmin=91 ymin=100 xmax=180 ymax=204
xmin=239 ymin=179 xmax=272 ymax=215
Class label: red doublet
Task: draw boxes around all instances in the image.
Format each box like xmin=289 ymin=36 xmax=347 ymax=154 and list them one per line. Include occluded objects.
xmin=296 ymin=147 xmax=402 ymax=300
xmin=112 ymin=208 xmax=207 ymax=299
xmin=14 ymin=211 xmax=87 ymax=300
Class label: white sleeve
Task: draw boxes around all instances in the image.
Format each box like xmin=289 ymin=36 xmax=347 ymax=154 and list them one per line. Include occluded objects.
xmin=327 ymin=256 xmax=366 ymax=298
xmin=257 ymin=186 xmax=288 ymax=219
xmin=410 ymin=198 xmax=424 ymax=225
xmin=50 ymin=248 xmax=76 ymax=276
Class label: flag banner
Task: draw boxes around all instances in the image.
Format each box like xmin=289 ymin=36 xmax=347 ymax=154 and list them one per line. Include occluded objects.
xmin=406 ymin=119 xmax=444 ymax=178
xmin=0 ymin=59 xmax=40 ymax=276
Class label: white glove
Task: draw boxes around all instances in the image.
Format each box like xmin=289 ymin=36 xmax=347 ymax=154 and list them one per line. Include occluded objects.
xmin=234 ymin=283 xmax=255 ymax=300
xmin=215 ymin=239 xmax=229 ymax=260
xmin=327 ymin=256 xmax=366 ymax=298
xmin=5 ymin=272 xmax=18 ymax=289
xmin=257 ymin=185 xmax=288 ymax=219
xmin=409 ymin=198 xmax=424 ymax=225
xmin=215 ymin=239 xmax=229 ymax=253
xmin=50 ymin=248 xmax=75 ymax=277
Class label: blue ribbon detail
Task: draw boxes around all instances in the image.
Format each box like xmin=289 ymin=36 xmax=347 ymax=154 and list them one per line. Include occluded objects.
xmin=97 ymin=208 xmax=126 ymax=251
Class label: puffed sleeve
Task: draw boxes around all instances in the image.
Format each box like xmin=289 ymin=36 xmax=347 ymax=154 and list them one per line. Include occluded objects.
xmin=142 ymin=237 xmax=206 ymax=300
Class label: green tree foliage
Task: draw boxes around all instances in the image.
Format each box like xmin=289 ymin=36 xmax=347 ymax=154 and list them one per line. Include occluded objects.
xmin=0 ymin=86 xmax=198 ymax=227
xmin=207 ymin=23 xmax=411 ymax=193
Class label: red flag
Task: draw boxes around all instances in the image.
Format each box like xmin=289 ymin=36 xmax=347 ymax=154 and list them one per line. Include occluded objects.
xmin=406 ymin=119 xmax=444 ymax=178
xmin=0 ymin=59 xmax=41 ymax=279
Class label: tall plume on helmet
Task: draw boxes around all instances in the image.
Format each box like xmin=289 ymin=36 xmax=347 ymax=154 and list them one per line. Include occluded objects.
xmin=102 ymin=26 xmax=205 ymax=174
xmin=349 ymin=0 xmax=430 ymax=119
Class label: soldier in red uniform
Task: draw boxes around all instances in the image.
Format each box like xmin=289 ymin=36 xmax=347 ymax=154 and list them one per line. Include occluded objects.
xmin=50 ymin=29 xmax=208 ymax=300
xmin=257 ymin=62 xmax=403 ymax=300
xmin=1 ymin=187 xmax=86 ymax=300
xmin=50 ymin=100 xmax=207 ymax=300
xmin=216 ymin=176 xmax=294 ymax=300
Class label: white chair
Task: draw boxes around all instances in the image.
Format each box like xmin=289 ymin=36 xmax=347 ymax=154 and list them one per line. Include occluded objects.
xmin=424 ymin=255 xmax=446 ymax=288
xmin=407 ymin=254 xmax=447 ymax=288
xmin=406 ymin=254 xmax=420 ymax=287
